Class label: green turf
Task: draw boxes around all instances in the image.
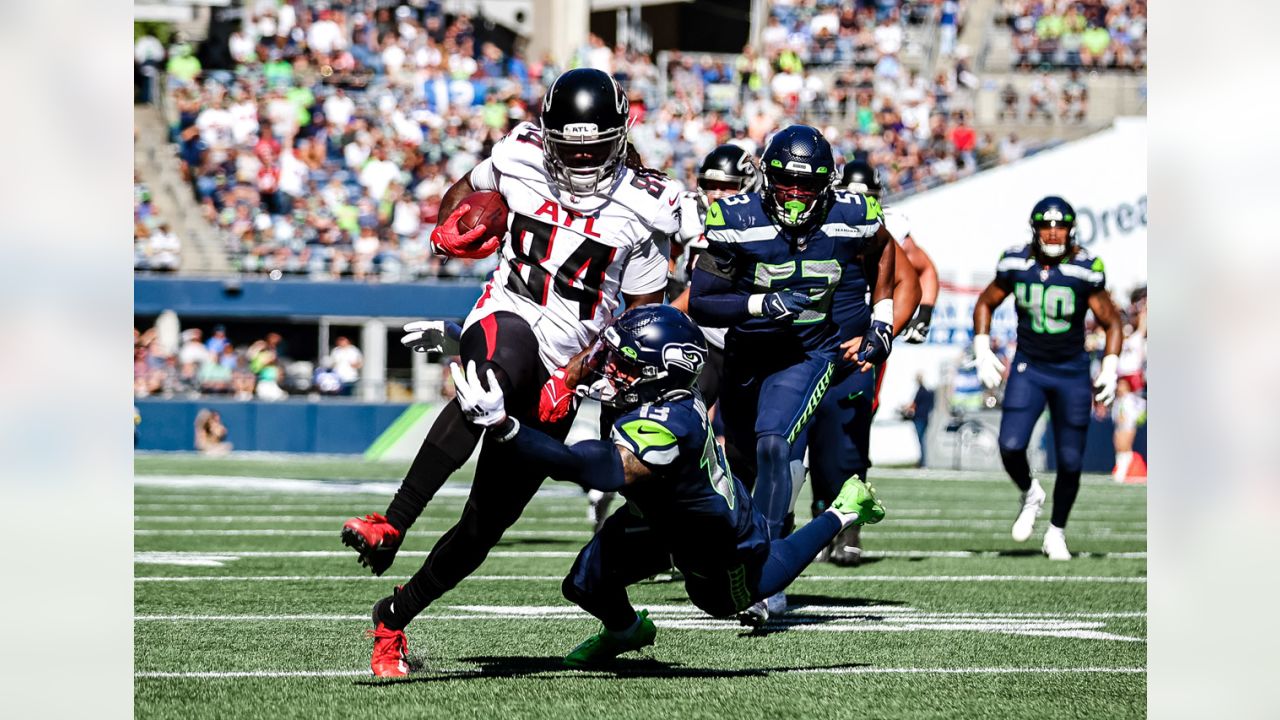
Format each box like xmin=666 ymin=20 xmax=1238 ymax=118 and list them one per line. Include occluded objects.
xmin=135 ymin=454 xmax=1146 ymax=719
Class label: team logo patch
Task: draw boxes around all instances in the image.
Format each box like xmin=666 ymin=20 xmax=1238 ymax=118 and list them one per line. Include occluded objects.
xmin=661 ymin=343 xmax=706 ymax=373
xmin=562 ymin=122 xmax=599 ymax=136
xmin=1043 ymin=208 xmax=1064 ymax=222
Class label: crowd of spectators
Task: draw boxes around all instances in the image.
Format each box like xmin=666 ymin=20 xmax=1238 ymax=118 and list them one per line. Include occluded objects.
xmin=141 ymin=0 xmax=1037 ymax=283
xmin=999 ymin=0 xmax=1146 ymax=71
xmin=997 ymin=68 xmax=1089 ymax=124
xmin=134 ymin=175 xmax=182 ymax=272
xmin=133 ymin=323 xmax=365 ymax=400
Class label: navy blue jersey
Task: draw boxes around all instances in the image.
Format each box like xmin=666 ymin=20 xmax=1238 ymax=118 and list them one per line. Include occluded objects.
xmin=609 ymin=394 xmax=770 ymax=576
xmin=701 ymin=190 xmax=880 ymax=354
xmin=993 ymin=244 xmax=1107 ymax=364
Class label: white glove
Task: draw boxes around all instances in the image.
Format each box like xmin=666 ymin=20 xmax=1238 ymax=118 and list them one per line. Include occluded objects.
xmin=973 ymin=334 xmax=1005 ymax=389
xmin=1094 ymin=354 xmax=1119 ymax=405
xmin=450 ymin=360 xmax=507 ymax=427
xmin=402 ymin=320 xmax=462 ymax=355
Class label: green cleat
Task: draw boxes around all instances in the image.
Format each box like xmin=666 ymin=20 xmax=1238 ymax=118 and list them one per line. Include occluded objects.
xmin=563 ymin=610 xmax=657 ymax=668
xmin=831 ymin=474 xmax=886 ymax=525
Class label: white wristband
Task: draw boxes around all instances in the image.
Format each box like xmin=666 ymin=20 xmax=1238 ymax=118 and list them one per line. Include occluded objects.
xmin=973 ymin=333 xmax=991 ymax=352
xmin=747 ymin=294 xmax=766 ymax=318
xmin=873 ymin=298 xmax=894 ymax=325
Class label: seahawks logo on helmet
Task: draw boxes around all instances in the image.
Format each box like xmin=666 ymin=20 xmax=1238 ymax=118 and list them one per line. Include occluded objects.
xmin=661 ymin=343 xmax=707 ymax=374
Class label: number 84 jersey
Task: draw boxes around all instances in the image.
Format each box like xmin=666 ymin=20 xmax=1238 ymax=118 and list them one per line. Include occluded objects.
xmin=466 ymin=121 xmax=683 ymax=372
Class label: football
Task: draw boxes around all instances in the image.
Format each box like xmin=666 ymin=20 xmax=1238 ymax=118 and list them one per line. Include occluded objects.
xmin=456 ymin=190 xmax=509 ymax=242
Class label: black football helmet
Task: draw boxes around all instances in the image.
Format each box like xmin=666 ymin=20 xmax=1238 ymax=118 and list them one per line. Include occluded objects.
xmin=697 ymin=144 xmax=762 ymax=199
xmin=539 ymin=68 xmax=631 ymax=196
xmin=760 ymin=125 xmax=836 ymax=228
xmin=839 ymin=160 xmax=883 ymax=198
xmin=1029 ymin=195 xmax=1077 ymax=261
xmin=580 ymin=305 xmax=708 ymax=410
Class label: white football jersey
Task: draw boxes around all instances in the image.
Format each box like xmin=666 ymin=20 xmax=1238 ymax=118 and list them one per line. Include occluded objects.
xmin=883 ymin=207 xmax=911 ymax=247
xmin=464 ymin=122 xmax=683 ymax=371
xmin=671 ymin=190 xmax=726 ymax=350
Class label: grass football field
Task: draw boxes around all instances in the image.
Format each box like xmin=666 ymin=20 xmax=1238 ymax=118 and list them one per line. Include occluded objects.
xmin=134 ymin=454 xmax=1146 ymax=719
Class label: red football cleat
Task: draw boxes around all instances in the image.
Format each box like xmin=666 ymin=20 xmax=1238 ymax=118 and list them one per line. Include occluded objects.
xmin=367 ymin=623 xmax=410 ymax=678
xmin=341 ymin=513 xmax=403 ymax=576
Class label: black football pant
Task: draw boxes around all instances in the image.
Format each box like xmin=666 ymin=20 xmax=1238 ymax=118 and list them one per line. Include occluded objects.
xmin=377 ymin=312 xmax=575 ymax=630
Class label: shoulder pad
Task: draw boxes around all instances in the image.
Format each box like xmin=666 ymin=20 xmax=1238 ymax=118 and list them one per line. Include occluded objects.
xmin=611 ymin=413 xmax=681 ymax=466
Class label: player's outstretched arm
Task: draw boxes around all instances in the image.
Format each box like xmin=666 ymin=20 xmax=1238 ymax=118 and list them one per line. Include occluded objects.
xmin=902 ymin=236 xmax=939 ymax=308
xmin=891 ymin=242 xmax=922 ymax=332
xmin=451 ymin=360 xmax=650 ymax=491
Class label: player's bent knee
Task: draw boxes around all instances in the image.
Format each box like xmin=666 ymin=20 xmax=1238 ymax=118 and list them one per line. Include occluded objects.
xmin=998 ymin=436 xmax=1029 ymax=454
xmin=756 ymin=434 xmax=790 ymax=465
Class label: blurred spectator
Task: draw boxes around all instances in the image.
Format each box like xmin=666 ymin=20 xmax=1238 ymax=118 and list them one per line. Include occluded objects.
xmin=1060 ymin=68 xmax=1088 ymax=123
xmin=194 ymin=409 xmax=232 ymax=455
xmin=1003 ymin=0 xmax=1145 ymax=71
xmin=205 ymin=325 xmax=230 ymax=356
xmin=902 ymin=373 xmax=936 ymax=467
xmin=1111 ymin=378 xmax=1146 ymax=483
xmin=314 ymin=361 xmax=343 ymax=395
xmin=328 ymin=335 xmax=363 ymax=395
xmin=998 ymin=81 xmax=1020 ymax=121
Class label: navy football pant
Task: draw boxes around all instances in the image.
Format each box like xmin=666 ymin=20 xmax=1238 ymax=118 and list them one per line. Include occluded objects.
xmin=720 ymin=352 xmax=834 ymax=541
xmin=563 ymin=503 xmax=844 ymax=630
xmin=798 ymin=363 xmax=880 ymax=514
xmin=998 ymin=353 xmax=1091 ymax=528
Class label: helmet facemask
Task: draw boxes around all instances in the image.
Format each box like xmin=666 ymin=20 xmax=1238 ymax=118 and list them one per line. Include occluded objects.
xmin=764 ymin=167 xmax=831 ymax=228
xmin=542 ymin=122 xmax=629 ymax=197
xmin=579 ymin=327 xmax=667 ymax=410
xmin=1031 ymin=206 xmax=1076 ymax=261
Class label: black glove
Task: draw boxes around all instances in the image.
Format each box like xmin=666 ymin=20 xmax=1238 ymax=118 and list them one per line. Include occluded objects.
xmin=856 ymin=320 xmax=895 ymax=365
xmin=761 ymin=291 xmax=816 ymax=321
xmin=903 ymin=304 xmax=934 ymax=344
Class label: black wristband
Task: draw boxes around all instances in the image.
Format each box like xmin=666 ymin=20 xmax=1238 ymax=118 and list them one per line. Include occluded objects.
xmin=492 ymin=417 xmax=520 ymax=443
xmin=915 ymin=304 xmax=934 ymax=324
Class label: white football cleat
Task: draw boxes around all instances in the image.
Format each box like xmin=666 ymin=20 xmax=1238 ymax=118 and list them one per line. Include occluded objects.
xmin=765 ymin=591 xmax=788 ymax=617
xmin=1042 ymin=525 xmax=1071 ymax=561
xmin=1011 ymin=479 xmax=1046 ymax=542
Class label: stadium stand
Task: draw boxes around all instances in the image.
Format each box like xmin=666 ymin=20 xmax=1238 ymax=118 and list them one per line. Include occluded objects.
xmin=135 ymin=0 xmax=1054 ymax=282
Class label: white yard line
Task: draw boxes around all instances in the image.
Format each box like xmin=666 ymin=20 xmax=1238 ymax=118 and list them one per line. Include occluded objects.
xmin=135 ymin=574 xmax=1145 ymax=584
xmin=134 ymin=666 xmax=1145 ymax=679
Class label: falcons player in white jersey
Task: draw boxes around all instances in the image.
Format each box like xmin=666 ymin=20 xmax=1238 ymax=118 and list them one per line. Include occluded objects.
xmin=339 ymin=68 xmax=683 ymax=678
xmin=839 ymin=161 xmax=938 ymax=342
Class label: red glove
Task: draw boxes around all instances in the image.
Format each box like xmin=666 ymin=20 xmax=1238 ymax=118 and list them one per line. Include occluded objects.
xmin=538 ymin=368 xmax=578 ymax=424
xmin=430 ymin=203 xmax=500 ymax=259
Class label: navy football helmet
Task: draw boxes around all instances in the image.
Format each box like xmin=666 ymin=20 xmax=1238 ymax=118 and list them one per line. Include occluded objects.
xmin=1029 ymin=196 xmax=1077 ymax=260
xmin=760 ymin=125 xmax=836 ymax=228
xmin=580 ymin=305 xmax=708 ymax=410
xmin=697 ymin=144 xmax=762 ymax=200
xmin=838 ymin=160 xmax=883 ymax=198
xmin=540 ymin=68 xmax=631 ymax=196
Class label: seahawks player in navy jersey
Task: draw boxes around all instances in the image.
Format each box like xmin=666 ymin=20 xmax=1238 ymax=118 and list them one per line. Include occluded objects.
xmin=688 ymin=125 xmax=899 ymax=620
xmin=449 ymin=305 xmax=884 ymax=666
xmin=972 ymin=196 xmax=1123 ymax=560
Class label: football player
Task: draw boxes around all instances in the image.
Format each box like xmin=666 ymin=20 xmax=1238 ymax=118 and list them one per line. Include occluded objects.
xmin=688 ymin=125 xmax=900 ymax=623
xmin=839 ymin=160 xmax=938 ymax=343
xmin=449 ymin=305 xmax=885 ymax=665
xmin=971 ymin=196 xmax=1123 ymax=560
xmin=581 ymin=144 xmax=765 ymax=534
xmin=339 ymin=68 xmax=684 ymax=677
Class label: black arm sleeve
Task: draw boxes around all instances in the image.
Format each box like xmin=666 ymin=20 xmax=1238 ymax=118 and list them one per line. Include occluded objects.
xmin=689 ymin=248 xmax=754 ymax=327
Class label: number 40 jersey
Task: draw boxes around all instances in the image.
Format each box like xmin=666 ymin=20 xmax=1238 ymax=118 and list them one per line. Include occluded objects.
xmin=466 ymin=121 xmax=683 ymax=372
xmin=993 ymin=243 xmax=1108 ymax=364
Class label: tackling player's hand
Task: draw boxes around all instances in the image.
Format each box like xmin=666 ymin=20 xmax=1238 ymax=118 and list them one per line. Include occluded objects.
xmin=450 ymin=360 xmax=508 ymax=427
xmin=902 ymin=304 xmax=933 ymax=344
xmin=1093 ymin=354 xmax=1119 ymax=405
xmin=972 ymin=334 xmax=1005 ymax=389
xmin=401 ymin=320 xmax=462 ymax=355
xmin=759 ymin=291 xmax=816 ymax=322
xmin=538 ymin=367 xmax=580 ymax=424
xmin=430 ymin=203 xmax=500 ymax=259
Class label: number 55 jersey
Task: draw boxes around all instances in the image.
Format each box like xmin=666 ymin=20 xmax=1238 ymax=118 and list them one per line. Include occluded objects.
xmin=465 ymin=121 xmax=684 ymax=372
xmin=993 ymin=243 xmax=1107 ymax=365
